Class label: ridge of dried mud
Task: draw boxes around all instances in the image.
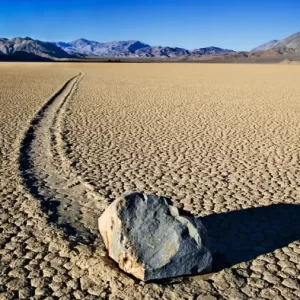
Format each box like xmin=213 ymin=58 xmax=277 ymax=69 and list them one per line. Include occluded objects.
xmin=0 ymin=63 xmax=300 ymax=299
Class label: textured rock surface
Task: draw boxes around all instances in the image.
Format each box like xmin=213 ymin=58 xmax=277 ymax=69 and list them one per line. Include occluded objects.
xmin=99 ymin=193 xmax=212 ymax=281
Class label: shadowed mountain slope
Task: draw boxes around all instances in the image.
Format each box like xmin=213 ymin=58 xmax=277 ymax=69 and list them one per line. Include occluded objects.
xmin=0 ymin=37 xmax=72 ymax=60
xmin=252 ymin=40 xmax=279 ymax=52
xmin=271 ymin=32 xmax=300 ymax=53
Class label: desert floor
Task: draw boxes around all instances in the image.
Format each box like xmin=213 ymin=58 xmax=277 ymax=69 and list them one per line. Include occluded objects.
xmin=1 ymin=62 xmax=300 ymax=299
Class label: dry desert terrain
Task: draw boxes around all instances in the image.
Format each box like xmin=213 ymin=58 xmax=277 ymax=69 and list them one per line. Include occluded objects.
xmin=1 ymin=63 xmax=300 ymax=299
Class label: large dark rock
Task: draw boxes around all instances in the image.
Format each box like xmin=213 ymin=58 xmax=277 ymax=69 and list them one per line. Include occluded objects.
xmin=98 ymin=193 xmax=212 ymax=281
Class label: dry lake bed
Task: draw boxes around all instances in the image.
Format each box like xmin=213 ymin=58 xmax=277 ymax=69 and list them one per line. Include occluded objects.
xmin=1 ymin=63 xmax=300 ymax=299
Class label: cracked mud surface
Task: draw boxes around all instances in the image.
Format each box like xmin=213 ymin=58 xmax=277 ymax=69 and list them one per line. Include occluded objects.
xmin=19 ymin=72 xmax=105 ymax=244
xmin=1 ymin=63 xmax=300 ymax=299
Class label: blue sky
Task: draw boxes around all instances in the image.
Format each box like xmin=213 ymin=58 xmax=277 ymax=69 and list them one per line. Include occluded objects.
xmin=0 ymin=0 xmax=299 ymax=51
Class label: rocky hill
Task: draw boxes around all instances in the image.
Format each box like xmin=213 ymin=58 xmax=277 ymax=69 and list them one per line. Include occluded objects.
xmin=136 ymin=46 xmax=190 ymax=57
xmin=191 ymin=46 xmax=235 ymax=56
xmin=271 ymin=32 xmax=300 ymax=53
xmin=251 ymin=32 xmax=300 ymax=54
xmin=0 ymin=37 xmax=71 ymax=60
xmin=252 ymin=40 xmax=279 ymax=52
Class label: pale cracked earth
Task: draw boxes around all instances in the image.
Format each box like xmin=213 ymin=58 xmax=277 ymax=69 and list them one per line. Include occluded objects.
xmin=1 ymin=63 xmax=300 ymax=300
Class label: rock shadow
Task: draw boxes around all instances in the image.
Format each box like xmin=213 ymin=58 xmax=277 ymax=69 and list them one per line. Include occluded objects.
xmin=200 ymin=203 xmax=300 ymax=271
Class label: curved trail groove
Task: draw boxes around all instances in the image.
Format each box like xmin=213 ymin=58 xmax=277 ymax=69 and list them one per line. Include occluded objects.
xmin=19 ymin=72 xmax=105 ymax=244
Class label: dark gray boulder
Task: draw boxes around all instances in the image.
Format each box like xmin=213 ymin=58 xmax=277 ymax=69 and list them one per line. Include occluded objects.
xmin=98 ymin=192 xmax=212 ymax=281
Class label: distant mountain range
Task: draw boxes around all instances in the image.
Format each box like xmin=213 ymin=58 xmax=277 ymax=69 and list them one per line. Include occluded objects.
xmin=0 ymin=36 xmax=235 ymax=60
xmin=1 ymin=31 xmax=300 ymax=61
xmin=53 ymin=38 xmax=235 ymax=58
xmin=53 ymin=39 xmax=150 ymax=56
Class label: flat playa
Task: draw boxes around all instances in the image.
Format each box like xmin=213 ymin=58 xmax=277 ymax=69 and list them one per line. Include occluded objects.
xmin=1 ymin=63 xmax=300 ymax=299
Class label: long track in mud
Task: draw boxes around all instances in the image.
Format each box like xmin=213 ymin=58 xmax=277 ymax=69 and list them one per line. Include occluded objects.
xmin=19 ymin=72 xmax=106 ymax=244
